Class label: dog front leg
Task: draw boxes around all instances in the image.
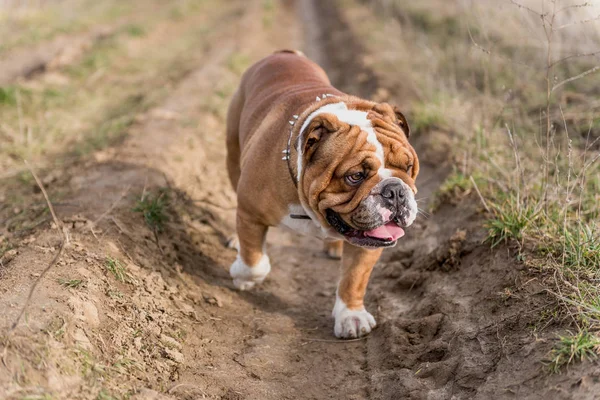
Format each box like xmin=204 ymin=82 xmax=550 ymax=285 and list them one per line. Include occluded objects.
xmin=229 ymin=212 xmax=271 ymax=290
xmin=332 ymin=242 xmax=382 ymax=338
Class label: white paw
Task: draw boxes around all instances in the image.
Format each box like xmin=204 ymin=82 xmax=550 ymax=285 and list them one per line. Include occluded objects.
xmin=332 ymin=294 xmax=376 ymax=339
xmin=229 ymin=254 xmax=271 ymax=291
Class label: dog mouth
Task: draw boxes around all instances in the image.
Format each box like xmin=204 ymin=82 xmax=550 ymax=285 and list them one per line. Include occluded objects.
xmin=325 ymin=209 xmax=405 ymax=248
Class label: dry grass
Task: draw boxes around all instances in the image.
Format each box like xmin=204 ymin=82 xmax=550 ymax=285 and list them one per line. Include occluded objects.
xmin=357 ymin=0 xmax=600 ymax=371
xmin=0 ymin=0 xmax=227 ymax=176
xmin=0 ymin=0 xmax=131 ymax=54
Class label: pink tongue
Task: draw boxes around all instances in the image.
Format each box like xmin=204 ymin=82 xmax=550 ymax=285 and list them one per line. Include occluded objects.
xmin=364 ymin=222 xmax=405 ymax=241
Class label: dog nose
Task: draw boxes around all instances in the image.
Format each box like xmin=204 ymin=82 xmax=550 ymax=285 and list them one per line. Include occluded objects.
xmin=381 ymin=181 xmax=406 ymax=207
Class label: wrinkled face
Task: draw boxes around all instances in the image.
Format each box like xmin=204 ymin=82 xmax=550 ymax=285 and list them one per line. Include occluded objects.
xmin=297 ymin=102 xmax=419 ymax=248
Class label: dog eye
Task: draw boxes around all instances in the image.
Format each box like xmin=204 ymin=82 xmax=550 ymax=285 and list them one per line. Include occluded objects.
xmin=345 ymin=172 xmax=365 ymax=185
xmin=406 ymin=164 xmax=413 ymax=174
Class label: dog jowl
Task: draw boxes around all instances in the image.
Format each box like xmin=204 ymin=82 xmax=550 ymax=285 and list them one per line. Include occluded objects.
xmin=225 ymin=50 xmax=419 ymax=338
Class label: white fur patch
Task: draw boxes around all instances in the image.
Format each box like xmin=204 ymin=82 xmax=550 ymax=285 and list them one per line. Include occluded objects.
xmin=397 ymin=178 xmax=418 ymax=227
xmin=229 ymin=253 xmax=271 ymax=291
xmin=332 ymin=291 xmax=376 ymax=338
xmin=378 ymin=168 xmax=393 ymax=179
xmin=297 ymin=102 xmax=386 ymax=182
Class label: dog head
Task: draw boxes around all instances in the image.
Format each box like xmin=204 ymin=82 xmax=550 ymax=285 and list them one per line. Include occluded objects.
xmin=296 ymin=101 xmax=419 ymax=248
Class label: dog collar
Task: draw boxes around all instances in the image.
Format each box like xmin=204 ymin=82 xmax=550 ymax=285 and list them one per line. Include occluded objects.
xmin=282 ymin=93 xmax=338 ymax=219
xmin=282 ymin=94 xmax=338 ymax=187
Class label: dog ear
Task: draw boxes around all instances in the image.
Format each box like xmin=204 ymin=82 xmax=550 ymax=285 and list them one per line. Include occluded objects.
xmin=371 ymin=103 xmax=411 ymax=139
xmin=392 ymin=106 xmax=411 ymax=139
xmin=301 ymin=114 xmax=340 ymax=160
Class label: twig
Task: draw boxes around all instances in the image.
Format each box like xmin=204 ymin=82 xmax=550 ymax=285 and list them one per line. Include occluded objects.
xmin=549 ymin=50 xmax=600 ymax=67
xmin=556 ymin=1 xmax=593 ymax=15
xmin=505 ymin=124 xmax=525 ymax=203
xmin=470 ymin=176 xmax=491 ymax=213
xmin=467 ymin=26 xmax=534 ymax=69
xmin=542 ymin=0 xmax=558 ymax=213
xmin=140 ymin=177 xmax=148 ymax=202
xmin=558 ymin=104 xmax=573 ymax=268
xmin=552 ymin=65 xmax=600 ymax=92
xmin=509 ymin=0 xmax=544 ymax=17
xmin=554 ymin=14 xmax=600 ymax=30
xmin=10 ymin=162 xmax=69 ymax=331
xmin=153 ymin=227 xmax=164 ymax=255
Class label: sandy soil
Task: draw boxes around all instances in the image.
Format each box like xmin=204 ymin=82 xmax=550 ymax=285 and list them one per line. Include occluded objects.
xmin=1 ymin=1 xmax=599 ymax=399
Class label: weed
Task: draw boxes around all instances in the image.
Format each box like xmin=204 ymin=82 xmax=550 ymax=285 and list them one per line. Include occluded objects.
xmin=431 ymin=170 xmax=479 ymax=210
xmin=486 ymin=197 xmax=538 ymax=248
xmin=547 ymin=330 xmax=600 ymax=373
xmin=124 ymin=24 xmax=146 ymax=37
xmin=133 ymin=192 xmax=168 ymax=232
xmin=96 ymin=389 xmax=117 ymax=400
xmin=105 ymin=257 xmax=129 ymax=283
xmin=58 ymin=278 xmax=84 ymax=289
xmin=107 ymin=288 xmax=124 ymax=299
xmin=74 ymin=347 xmax=106 ymax=376
xmin=411 ymin=102 xmax=447 ymax=132
xmin=0 ymin=86 xmax=17 ymax=106
xmin=112 ymin=356 xmax=140 ymax=373
xmin=440 ymin=171 xmax=472 ymax=197
xmin=562 ymin=224 xmax=600 ymax=273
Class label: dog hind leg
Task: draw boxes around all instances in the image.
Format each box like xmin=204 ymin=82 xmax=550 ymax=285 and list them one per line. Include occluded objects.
xmin=226 ymin=88 xmax=244 ymax=192
xmin=324 ymin=240 xmax=343 ymax=259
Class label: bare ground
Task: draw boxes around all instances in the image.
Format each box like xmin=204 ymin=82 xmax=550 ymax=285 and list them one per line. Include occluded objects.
xmin=1 ymin=1 xmax=599 ymax=399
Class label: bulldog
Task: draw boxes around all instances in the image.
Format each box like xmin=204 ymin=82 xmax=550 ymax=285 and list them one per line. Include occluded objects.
xmin=226 ymin=50 xmax=419 ymax=338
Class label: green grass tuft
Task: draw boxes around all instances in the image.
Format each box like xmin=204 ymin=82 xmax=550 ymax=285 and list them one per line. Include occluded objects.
xmin=96 ymin=389 xmax=117 ymax=400
xmin=438 ymin=171 xmax=472 ymax=197
xmin=124 ymin=24 xmax=146 ymax=37
xmin=104 ymin=257 xmax=129 ymax=283
xmin=0 ymin=86 xmax=17 ymax=106
xmin=411 ymin=102 xmax=447 ymax=132
xmin=562 ymin=224 xmax=600 ymax=272
xmin=431 ymin=170 xmax=481 ymax=210
xmin=58 ymin=278 xmax=84 ymax=289
xmin=133 ymin=192 xmax=168 ymax=232
xmin=486 ymin=197 xmax=538 ymax=248
xmin=547 ymin=330 xmax=600 ymax=373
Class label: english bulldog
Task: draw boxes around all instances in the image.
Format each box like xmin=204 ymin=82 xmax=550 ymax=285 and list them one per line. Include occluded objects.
xmin=226 ymin=50 xmax=419 ymax=338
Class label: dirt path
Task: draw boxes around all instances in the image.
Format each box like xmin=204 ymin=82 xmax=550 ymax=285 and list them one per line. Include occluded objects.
xmin=1 ymin=1 xmax=599 ymax=399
